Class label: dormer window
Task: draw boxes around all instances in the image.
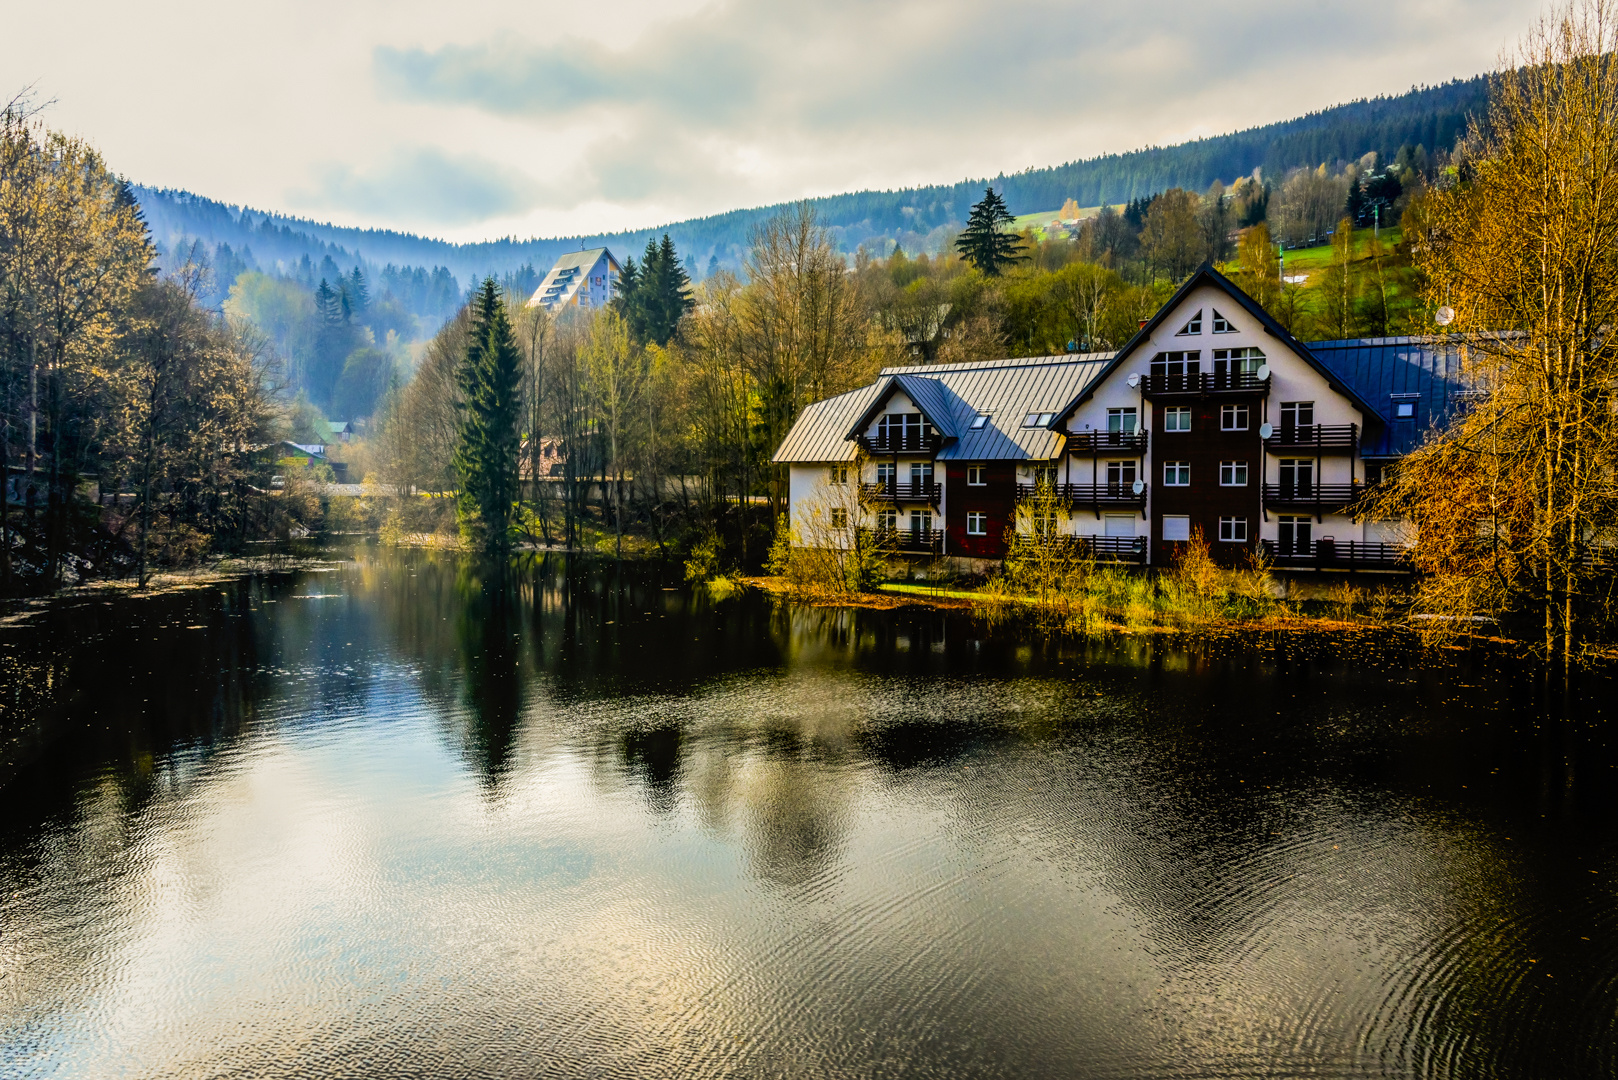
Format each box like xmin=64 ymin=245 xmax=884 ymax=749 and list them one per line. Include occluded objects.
xmin=1176 ymin=310 xmax=1203 ymax=336
xmin=1211 ymin=309 xmax=1235 ymax=333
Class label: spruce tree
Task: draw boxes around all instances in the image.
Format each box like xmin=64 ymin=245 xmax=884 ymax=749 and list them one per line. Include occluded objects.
xmin=954 ymin=187 xmax=1025 ymax=276
xmin=453 ymin=279 xmax=524 ymax=554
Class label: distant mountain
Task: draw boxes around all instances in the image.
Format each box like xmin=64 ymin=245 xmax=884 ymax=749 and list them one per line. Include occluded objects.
xmin=136 ymin=74 xmax=1488 ymax=295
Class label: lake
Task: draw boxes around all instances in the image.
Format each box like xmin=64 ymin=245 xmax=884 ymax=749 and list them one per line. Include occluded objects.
xmin=2 ymin=547 xmax=1616 ymax=1078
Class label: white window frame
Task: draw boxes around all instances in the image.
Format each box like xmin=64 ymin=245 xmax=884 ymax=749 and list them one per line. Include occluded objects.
xmin=966 ymin=512 xmax=987 ymax=536
xmin=1164 ymin=461 xmax=1190 ymax=486
xmin=1281 ymin=401 xmax=1315 ymax=427
xmin=829 ymin=465 xmax=848 ymax=485
xmin=1220 ymin=404 xmax=1249 ymax=431
xmin=1220 ymin=461 xmax=1248 ymax=486
xmin=1164 ymin=406 xmax=1192 ymax=432
xmin=1218 ymin=517 xmax=1248 ymax=542
xmin=966 ymin=464 xmax=987 ymax=486
xmin=1107 ymin=407 xmax=1138 ymax=433
xmin=1175 ymin=309 xmax=1203 ymax=336
xmin=1211 ymin=309 xmax=1235 ymax=333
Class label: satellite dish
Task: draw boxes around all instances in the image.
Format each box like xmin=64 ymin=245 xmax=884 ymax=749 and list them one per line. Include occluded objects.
xmin=1131 ymin=479 xmax=1145 ymax=495
xmin=1260 ymin=422 xmax=1274 ymax=439
xmin=1126 ymin=373 xmax=1141 ymax=388
xmin=1256 ymin=364 xmax=1271 ymax=381
xmin=1435 ymin=306 xmax=1456 ymax=327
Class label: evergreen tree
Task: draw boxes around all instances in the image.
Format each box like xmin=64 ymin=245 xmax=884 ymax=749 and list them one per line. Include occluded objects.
xmin=314 ymin=278 xmax=338 ymax=322
xmin=453 ymin=279 xmax=524 ymax=554
xmin=613 ymin=235 xmax=695 ymax=346
xmin=954 ymin=187 xmax=1025 ymax=276
xmin=348 ymin=266 xmax=369 ymax=313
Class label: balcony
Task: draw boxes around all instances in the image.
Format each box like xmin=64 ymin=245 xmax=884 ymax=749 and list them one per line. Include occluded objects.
xmin=1140 ymin=372 xmax=1270 ymax=397
xmin=861 ymin=481 xmax=941 ymax=504
xmin=1264 ymin=424 xmax=1359 ymax=453
xmin=1017 ymin=482 xmax=1148 ymax=508
xmin=1262 ymin=483 xmax=1368 ymax=512
xmin=861 ymin=527 xmax=943 ymax=554
xmin=1067 ymin=430 xmax=1148 ymax=454
xmin=1011 ymin=534 xmax=1148 ymax=564
xmin=1260 ymin=539 xmax=1411 ymax=571
xmin=855 ymin=433 xmax=944 ymax=456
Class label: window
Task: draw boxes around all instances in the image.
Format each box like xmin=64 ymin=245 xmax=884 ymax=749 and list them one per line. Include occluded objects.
xmin=1030 ymin=514 xmax=1057 ymax=536
xmin=877 ymin=412 xmax=930 ymax=444
xmin=966 ymin=512 xmax=987 ymax=536
xmin=877 ymin=509 xmax=897 ymax=531
xmin=911 ymin=509 xmax=933 ymax=534
xmin=1212 ymin=347 xmax=1265 ymax=376
xmin=1031 ymin=465 xmax=1058 ymax=486
xmin=1218 ymin=517 xmax=1248 ymax=542
xmin=909 ymin=461 xmax=934 ymax=488
xmin=1104 ymin=514 xmax=1135 ymax=538
xmin=1211 ymin=309 xmax=1235 ymax=333
xmin=1281 ymin=401 xmax=1314 ymax=428
xmin=1150 ymin=351 xmax=1201 ymax=377
xmin=876 ymin=461 xmax=896 ymax=485
xmin=1021 ymin=411 xmax=1055 ymax=428
xmin=1162 ymin=515 xmax=1191 ymax=541
xmin=1106 ymin=461 xmax=1137 ymax=486
xmin=830 ymin=508 xmax=848 ymax=529
xmin=966 ymin=464 xmax=986 ymax=486
xmin=1164 ymin=461 xmax=1190 ymax=486
xmin=1221 ymin=404 xmax=1249 ymax=431
xmin=1220 ymin=461 xmax=1248 ymax=486
xmin=1164 ymin=406 xmax=1192 ymax=432
xmin=1278 ymin=515 xmax=1312 ymax=555
xmin=1176 ymin=310 xmax=1203 ymax=336
xmin=1107 ymin=407 xmax=1138 ymax=432
xmin=1394 ymin=400 xmax=1417 ymax=419
xmin=829 ymin=465 xmax=848 ymax=485
xmin=970 ymin=414 xmax=990 ymax=430
xmin=1279 ymin=458 xmax=1314 ymax=493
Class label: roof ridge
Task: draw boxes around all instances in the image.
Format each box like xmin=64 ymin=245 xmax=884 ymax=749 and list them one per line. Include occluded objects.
xmin=879 ymin=352 xmax=1113 ymax=377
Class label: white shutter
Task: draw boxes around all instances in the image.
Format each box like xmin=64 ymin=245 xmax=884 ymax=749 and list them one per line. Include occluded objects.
xmin=1161 ymin=515 xmax=1191 ymax=541
xmin=1104 ymin=514 xmax=1135 ymax=538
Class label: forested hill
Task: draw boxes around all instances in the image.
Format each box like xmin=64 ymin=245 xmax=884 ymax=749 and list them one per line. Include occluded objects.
xmin=136 ymin=74 xmax=1487 ymax=288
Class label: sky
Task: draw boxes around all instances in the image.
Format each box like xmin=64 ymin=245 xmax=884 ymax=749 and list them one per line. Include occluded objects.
xmin=8 ymin=0 xmax=1547 ymax=243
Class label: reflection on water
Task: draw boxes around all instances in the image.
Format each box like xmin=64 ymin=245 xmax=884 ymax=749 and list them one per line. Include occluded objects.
xmin=2 ymin=546 xmax=1617 ymax=1079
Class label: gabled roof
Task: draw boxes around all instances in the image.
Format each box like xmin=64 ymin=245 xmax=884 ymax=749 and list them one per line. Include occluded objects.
xmin=1051 ymin=262 xmax=1384 ymax=426
xmin=1308 ymin=335 xmax=1470 ymax=456
xmin=773 ymin=353 xmax=1112 ymax=464
xmin=550 ymin=247 xmax=616 ymax=272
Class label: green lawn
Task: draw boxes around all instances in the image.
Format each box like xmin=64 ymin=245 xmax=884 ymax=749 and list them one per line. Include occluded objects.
xmin=1272 ymin=226 xmax=1403 ymax=277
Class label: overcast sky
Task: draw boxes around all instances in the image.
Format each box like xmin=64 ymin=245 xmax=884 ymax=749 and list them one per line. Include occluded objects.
xmin=9 ymin=0 xmax=1544 ymax=242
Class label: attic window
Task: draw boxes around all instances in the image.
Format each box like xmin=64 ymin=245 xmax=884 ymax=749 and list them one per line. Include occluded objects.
xmin=1394 ymin=401 xmax=1417 ymax=419
xmin=970 ymin=414 xmax=990 ymax=430
xmin=1021 ymin=412 xmax=1055 ymax=427
xmin=1175 ymin=310 xmax=1203 ymax=336
xmin=1211 ymin=309 xmax=1235 ymax=333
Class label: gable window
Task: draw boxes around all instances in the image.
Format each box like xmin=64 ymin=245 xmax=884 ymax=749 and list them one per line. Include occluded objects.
xmin=1218 ymin=517 xmax=1248 ymax=542
xmin=1220 ymin=404 xmax=1249 ymax=431
xmin=1164 ymin=461 xmax=1190 ymax=486
xmin=970 ymin=414 xmax=990 ymax=430
xmin=1220 ymin=461 xmax=1248 ymax=486
xmin=1150 ymin=351 xmax=1201 ymax=378
xmin=1176 ymin=310 xmax=1203 ymax=336
xmin=966 ymin=512 xmax=987 ymax=536
xmin=1107 ymin=407 xmax=1138 ymax=432
xmin=877 ymin=411 xmax=930 ymax=445
xmin=829 ymin=465 xmax=848 ymax=485
xmin=1164 ymin=406 xmax=1192 ymax=432
xmin=1211 ymin=309 xmax=1235 ymax=333
xmin=967 ymin=464 xmax=986 ymax=486
xmin=830 ymin=508 xmax=848 ymax=529
xmin=1281 ymin=401 xmax=1315 ymax=428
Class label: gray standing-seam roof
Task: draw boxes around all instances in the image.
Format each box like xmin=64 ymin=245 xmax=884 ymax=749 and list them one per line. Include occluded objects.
xmin=1308 ymin=335 xmax=1470 ymax=457
xmin=773 ymin=353 xmax=1113 ymax=464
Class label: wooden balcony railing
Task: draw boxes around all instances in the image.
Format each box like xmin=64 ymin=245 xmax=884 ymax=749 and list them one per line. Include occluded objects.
xmin=1264 ymin=424 xmax=1359 ymax=453
xmin=1067 ymin=430 xmax=1148 ymax=454
xmin=1141 ymin=371 xmax=1270 ymax=397
xmin=860 ymin=481 xmax=941 ymax=503
xmin=1260 ymin=539 xmax=1411 ymax=570
xmin=854 ymin=433 xmax=943 ymax=456
xmin=1010 ymin=534 xmax=1148 ymax=564
xmin=1261 ymin=483 xmax=1368 ymax=511
xmin=861 ymin=527 xmax=943 ymax=554
xmin=1017 ymin=481 xmax=1148 ymax=507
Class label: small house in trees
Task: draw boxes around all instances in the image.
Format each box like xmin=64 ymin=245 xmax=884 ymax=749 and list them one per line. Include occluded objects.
xmin=527 ymin=248 xmax=621 ymax=312
xmin=772 ymin=263 xmax=1464 ymax=572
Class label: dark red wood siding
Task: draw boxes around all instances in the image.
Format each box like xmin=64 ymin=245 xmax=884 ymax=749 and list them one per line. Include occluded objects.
xmin=1151 ymin=398 xmax=1263 ymax=566
xmin=945 ymin=462 xmax=1018 ymax=558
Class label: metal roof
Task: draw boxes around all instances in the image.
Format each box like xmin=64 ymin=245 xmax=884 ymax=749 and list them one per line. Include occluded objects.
xmin=1307 ymin=335 xmax=1470 ymax=457
xmin=773 ymin=353 xmax=1114 ymax=464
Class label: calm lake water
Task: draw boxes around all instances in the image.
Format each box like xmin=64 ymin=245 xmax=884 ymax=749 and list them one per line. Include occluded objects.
xmin=2 ymin=548 xmax=1617 ymax=1079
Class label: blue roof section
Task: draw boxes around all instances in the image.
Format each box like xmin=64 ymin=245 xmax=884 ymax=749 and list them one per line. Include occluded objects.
xmin=1306 ymin=335 xmax=1470 ymax=457
xmin=891 ymin=374 xmax=960 ymax=438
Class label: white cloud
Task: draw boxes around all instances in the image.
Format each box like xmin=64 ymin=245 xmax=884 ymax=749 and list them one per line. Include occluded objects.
xmin=6 ymin=0 xmax=1544 ymax=240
